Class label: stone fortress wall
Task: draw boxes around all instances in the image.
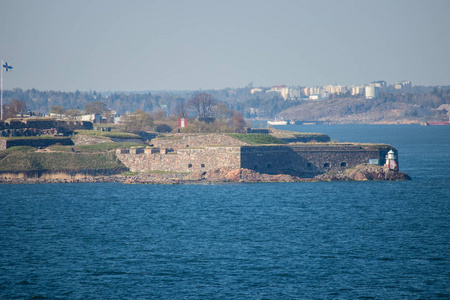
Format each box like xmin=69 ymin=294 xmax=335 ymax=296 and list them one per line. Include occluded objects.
xmin=0 ymin=137 xmax=75 ymax=150
xmin=116 ymin=134 xmax=396 ymax=177
xmin=117 ymin=146 xmax=241 ymax=173
xmin=0 ymin=118 xmax=93 ymax=137
xmin=240 ymin=145 xmax=390 ymax=176
xmin=150 ymin=133 xmax=251 ymax=149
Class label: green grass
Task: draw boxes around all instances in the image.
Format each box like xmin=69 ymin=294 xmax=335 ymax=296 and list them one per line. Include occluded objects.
xmin=227 ymin=133 xmax=287 ymax=145
xmin=49 ymin=142 xmax=144 ymax=153
xmin=0 ymin=151 xmax=127 ymax=172
xmin=153 ymin=134 xmax=182 ymax=140
xmin=122 ymin=171 xmax=139 ymax=176
xmin=0 ymin=146 xmax=36 ymax=161
xmin=292 ymin=133 xmax=329 ymax=138
xmin=270 ymin=132 xmax=331 ymax=143
xmin=75 ymin=130 xmax=141 ymax=139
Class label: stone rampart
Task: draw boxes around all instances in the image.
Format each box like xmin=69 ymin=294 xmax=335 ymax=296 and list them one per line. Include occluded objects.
xmin=0 ymin=137 xmax=75 ymax=150
xmin=240 ymin=145 xmax=388 ymax=176
xmin=1 ymin=118 xmax=93 ymax=137
xmin=116 ymin=146 xmax=241 ymax=173
xmin=116 ymin=144 xmax=396 ymax=177
xmin=72 ymin=135 xmax=112 ymax=145
xmin=151 ymin=133 xmax=249 ymax=150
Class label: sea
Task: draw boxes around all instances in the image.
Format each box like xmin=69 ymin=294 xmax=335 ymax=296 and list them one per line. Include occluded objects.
xmin=1 ymin=125 xmax=449 ymax=299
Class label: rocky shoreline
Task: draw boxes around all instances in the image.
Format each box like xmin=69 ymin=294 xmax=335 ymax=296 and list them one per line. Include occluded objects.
xmin=0 ymin=164 xmax=411 ymax=184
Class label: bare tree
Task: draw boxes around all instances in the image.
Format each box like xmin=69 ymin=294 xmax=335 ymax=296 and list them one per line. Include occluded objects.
xmin=173 ymin=100 xmax=189 ymax=118
xmin=2 ymin=99 xmax=27 ymax=119
xmin=50 ymin=105 xmax=66 ymax=118
xmin=65 ymin=109 xmax=82 ymax=120
xmin=229 ymin=111 xmax=247 ymax=133
xmin=214 ymin=102 xmax=233 ymax=120
xmin=120 ymin=110 xmax=153 ymax=133
xmin=188 ymin=93 xmax=216 ymax=118
xmin=84 ymin=101 xmax=107 ymax=115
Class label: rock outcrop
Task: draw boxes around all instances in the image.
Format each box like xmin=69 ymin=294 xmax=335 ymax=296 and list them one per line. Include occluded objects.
xmin=316 ymin=164 xmax=411 ymax=181
xmin=0 ymin=165 xmax=411 ymax=184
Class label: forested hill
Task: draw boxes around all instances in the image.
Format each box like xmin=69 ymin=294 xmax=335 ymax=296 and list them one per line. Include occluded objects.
xmin=1 ymin=88 xmax=299 ymax=119
xmin=278 ymin=97 xmax=450 ymax=124
xmin=2 ymin=86 xmax=450 ymax=123
xmin=2 ymin=89 xmax=174 ymax=115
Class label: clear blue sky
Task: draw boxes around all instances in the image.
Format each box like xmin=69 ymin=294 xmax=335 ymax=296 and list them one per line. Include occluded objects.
xmin=1 ymin=0 xmax=449 ymax=92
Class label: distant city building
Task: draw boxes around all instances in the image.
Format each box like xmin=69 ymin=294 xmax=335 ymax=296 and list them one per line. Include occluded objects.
xmin=351 ymin=86 xmax=365 ymax=96
xmin=285 ymin=88 xmax=301 ymax=100
xmin=250 ymin=88 xmax=263 ymax=94
xmin=266 ymin=85 xmax=301 ymax=100
xmin=303 ymin=86 xmax=323 ymax=96
xmin=395 ymin=81 xmax=411 ymax=90
xmin=365 ymin=85 xmax=379 ymax=99
xmin=371 ymin=81 xmax=387 ymax=88
xmin=323 ymin=85 xmax=347 ymax=95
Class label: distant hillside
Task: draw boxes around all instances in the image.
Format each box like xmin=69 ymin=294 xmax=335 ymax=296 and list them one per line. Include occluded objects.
xmin=278 ymin=98 xmax=449 ymax=124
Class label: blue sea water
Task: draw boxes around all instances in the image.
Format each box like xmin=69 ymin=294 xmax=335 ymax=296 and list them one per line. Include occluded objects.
xmin=0 ymin=125 xmax=449 ymax=299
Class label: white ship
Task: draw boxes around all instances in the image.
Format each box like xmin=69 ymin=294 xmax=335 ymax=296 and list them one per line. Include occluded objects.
xmin=267 ymin=120 xmax=288 ymax=126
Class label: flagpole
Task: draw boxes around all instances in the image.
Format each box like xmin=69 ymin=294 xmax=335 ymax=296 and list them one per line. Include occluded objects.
xmin=1 ymin=59 xmax=3 ymax=120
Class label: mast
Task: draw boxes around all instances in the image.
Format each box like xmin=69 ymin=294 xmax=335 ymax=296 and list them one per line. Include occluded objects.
xmin=1 ymin=59 xmax=3 ymax=120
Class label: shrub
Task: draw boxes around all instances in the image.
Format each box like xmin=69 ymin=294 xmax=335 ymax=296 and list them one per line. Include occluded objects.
xmin=155 ymin=124 xmax=173 ymax=133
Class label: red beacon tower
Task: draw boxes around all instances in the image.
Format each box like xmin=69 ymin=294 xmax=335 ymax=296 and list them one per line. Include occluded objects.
xmin=385 ymin=149 xmax=398 ymax=171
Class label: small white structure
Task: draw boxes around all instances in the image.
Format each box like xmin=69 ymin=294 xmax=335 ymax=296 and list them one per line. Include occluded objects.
xmin=80 ymin=113 xmax=102 ymax=123
xmin=385 ymin=149 xmax=398 ymax=170
xmin=365 ymin=85 xmax=379 ymax=99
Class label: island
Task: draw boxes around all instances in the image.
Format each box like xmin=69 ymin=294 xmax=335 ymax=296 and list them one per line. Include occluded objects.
xmin=0 ymin=119 xmax=410 ymax=184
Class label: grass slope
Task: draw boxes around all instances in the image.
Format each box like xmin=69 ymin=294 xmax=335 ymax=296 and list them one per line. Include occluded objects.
xmin=0 ymin=151 xmax=126 ymax=172
xmin=0 ymin=144 xmax=134 ymax=172
xmin=75 ymin=130 xmax=141 ymax=139
xmin=49 ymin=142 xmax=143 ymax=153
xmin=227 ymin=133 xmax=287 ymax=145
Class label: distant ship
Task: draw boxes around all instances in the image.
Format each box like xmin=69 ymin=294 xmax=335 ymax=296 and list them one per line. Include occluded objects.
xmin=425 ymin=121 xmax=450 ymax=126
xmin=267 ymin=120 xmax=288 ymax=126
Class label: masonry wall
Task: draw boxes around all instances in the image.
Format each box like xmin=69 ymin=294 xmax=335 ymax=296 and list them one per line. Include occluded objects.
xmin=240 ymin=145 xmax=392 ymax=177
xmin=0 ymin=137 xmax=74 ymax=150
xmin=116 ymin=144 xmax=397 ymax=177
xmin=116 ymin=146 xmax=241 ymax=173
xmin=151 ymin=134 xmax=249 ymax=150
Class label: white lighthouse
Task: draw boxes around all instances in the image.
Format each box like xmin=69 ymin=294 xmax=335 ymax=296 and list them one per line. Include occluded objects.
xmin=385 ymin=149 xmax=398 ymax=171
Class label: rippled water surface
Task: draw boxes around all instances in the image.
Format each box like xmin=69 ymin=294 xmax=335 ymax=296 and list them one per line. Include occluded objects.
xmin=1 ymin=125 xmax=449 ymax=299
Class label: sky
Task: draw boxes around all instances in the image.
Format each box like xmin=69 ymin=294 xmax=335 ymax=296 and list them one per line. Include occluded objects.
xmin=1 ymin=0 xmax=449 ymax=92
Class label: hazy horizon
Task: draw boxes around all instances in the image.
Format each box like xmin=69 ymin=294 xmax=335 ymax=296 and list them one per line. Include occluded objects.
xmin=1 ymin=0 xmax=449 ymax=92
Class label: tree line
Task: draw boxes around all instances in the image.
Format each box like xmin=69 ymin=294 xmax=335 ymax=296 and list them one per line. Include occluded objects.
xmin=1 ymin=92 xmax=248 ymax=134
xmin=2 ymin=85 xmax=450 ymax=123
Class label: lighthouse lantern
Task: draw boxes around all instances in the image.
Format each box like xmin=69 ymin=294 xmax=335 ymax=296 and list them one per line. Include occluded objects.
xmin=385 ymin=149 xmax=398 ymax=171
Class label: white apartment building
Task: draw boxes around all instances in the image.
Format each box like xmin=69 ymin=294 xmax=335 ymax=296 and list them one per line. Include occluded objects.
xmin=266 ymin=85 xmax=301 ymax=100
xmin=395 ymin=81 xmax=411 ymax=90
xmin=365 ymin=85 xmax=379 ymax=99
xmin=323 ymin=85 xmax=348 ymax=95
xmin=351 ymin=86 xmax=365 ymax=96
